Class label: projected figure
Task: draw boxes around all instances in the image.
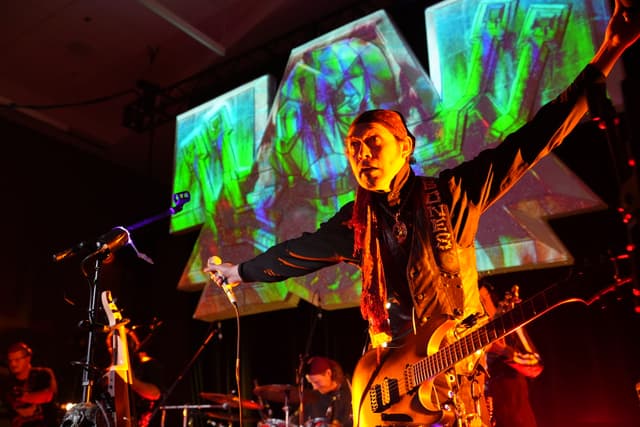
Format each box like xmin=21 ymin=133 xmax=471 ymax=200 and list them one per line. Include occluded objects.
xmin=248 ymin=14 xmax=440 ymax=306
xmin=207 ymin=3 xmax=639 ymax=426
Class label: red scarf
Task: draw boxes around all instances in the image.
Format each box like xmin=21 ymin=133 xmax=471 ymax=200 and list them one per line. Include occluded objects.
xmin=351 ymin=163 xmax=411 ymax=345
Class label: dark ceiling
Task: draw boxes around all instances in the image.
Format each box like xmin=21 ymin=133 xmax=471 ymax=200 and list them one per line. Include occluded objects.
xmin=0 ymin=0 xmax=415 ymax=189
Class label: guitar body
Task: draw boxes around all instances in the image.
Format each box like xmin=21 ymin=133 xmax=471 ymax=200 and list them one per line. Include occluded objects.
xmin=353 ymin=315 xmax=475 ymax=427
xmin=352 ymin=261 xmax=630 ymax=427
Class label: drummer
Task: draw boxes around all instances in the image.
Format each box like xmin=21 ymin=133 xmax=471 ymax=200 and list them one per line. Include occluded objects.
xmin=299 ymin=357 xmax=352 ymax=427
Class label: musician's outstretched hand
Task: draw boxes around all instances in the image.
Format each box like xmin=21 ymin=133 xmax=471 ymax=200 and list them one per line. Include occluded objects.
xmin=592 ymin=0 xmax=640 ymax=74
xmin=204 ymin=256 xmax=243 ymax=285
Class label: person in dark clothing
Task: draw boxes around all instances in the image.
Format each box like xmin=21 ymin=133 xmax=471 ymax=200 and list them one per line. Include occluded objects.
xmin=205 ymin=4 xmax=640 ymax=426
xmin=103 ymin=329 xmax=164 ymax=427
xmin=298 ymin=357 xmax=352 ymax=427
xmin=0 ymin=342 xmax=58 ymax=427
xmin=479 ymin=283 xmax=543 ymax=427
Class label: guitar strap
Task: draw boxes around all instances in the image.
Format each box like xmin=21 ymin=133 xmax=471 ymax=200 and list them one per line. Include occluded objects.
xmin=421 ymin=177 xmax=464 ymax=318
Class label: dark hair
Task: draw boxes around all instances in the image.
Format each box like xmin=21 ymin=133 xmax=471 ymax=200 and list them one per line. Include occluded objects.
xmin=306 ymin=356 xmax=345 ymax=384
xmin=350 ymin=109 xmax=415 ymax=143
xmin=349 ymin=109 xmax=416 ymax=163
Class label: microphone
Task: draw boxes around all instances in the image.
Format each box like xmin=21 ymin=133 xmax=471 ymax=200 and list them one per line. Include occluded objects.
xmin=170 ymin=191 xmax=191 ymax=214
xmin=209 ymin=256 xmax=238 ymax=306
xmin=52 ymin=241 xmax=99 ymax=262
xmin=92 ymin=226 xmax=131 ymax=263
xmin=52 ymin=226 xmax=130 ymax=263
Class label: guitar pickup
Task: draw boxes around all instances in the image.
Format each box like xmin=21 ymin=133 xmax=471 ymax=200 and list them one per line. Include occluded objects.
xmin=369 ymin=377 xmax=400 ymax=413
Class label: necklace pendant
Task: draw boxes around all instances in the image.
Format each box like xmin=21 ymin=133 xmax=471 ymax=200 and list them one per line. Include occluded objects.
xmin=392 ymin=219 xmax=408 ymax=244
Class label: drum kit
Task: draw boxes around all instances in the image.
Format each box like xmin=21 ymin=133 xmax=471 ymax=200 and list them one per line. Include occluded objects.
xmin=170 ymin=384 xmax=329 ymax=427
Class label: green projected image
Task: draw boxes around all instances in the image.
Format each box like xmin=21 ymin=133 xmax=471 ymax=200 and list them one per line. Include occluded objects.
xmin=175 ymin=1 xmax=613 ymax=320
xmin=172 ymin=75 xmax=273 ymax=234
xmin=172 ymin=76 xmax=273 ymax=291
xmin=423 ymin=0 xmax=609 ymax=272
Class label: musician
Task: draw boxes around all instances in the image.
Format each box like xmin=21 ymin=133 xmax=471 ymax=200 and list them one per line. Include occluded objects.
xmin=479 ymin=283 xmax=543 ymax=427
xmin=299 ymin=357 xmax=352 ymax=427
xmin=0 ymin=342 xmax=58 ymax=427
xmin=205 ymin=4 xmax=640 ymax=426
xmin=103 ymin=329 xmax=164 ymax=427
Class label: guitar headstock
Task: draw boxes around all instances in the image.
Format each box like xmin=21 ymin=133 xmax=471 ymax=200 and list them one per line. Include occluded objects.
xmin=101 ymin=290 xmax=124 ymax=327
xmin=555 ymin=254 xmax=633 ymax=307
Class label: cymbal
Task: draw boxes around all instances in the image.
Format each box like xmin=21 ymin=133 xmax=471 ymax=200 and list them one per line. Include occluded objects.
xmin=253 ymin=384 xmax=301 ymax=405
xmin=199 ymin=392 xmax=263 ymax=411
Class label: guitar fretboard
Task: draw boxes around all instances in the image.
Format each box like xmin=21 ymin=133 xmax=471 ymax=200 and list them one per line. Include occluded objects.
xmin=410 ymin=282 xmax=567 ymax=385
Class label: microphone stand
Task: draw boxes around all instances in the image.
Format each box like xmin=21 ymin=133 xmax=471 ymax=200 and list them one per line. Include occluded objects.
xmin=297 ymin=304 xmax=323 ymax=426
xmin=296 ymin=356 xmax=305 ymax=427
xmin=78 ymin=255 xmax=108 ymax=404
xmin=147 ymin=322 xmax=223 ymax=426
xmin=59 ymin=251 xmax=114 ymax=427
xmin=58 ymin=192 xmax=192 ymax=427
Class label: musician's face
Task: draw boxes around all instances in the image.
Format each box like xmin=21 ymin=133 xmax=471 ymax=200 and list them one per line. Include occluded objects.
xmin=305 ymin=369 xmax=335 ymax=394
xmin=7 ymin=350 xmax=30 ymax=377
xmin=346 ymin=122 xmax=412 ymax=192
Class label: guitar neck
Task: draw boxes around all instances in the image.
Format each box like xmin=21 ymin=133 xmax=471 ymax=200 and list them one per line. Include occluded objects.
xmin=413 ymin=281 xmax=572 ymax=383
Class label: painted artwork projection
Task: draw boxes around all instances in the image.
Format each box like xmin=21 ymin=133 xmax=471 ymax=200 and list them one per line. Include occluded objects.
xmin=172 ymin=76 xmax=299 ymax=321
xmin=178 ymin=1 xmax=611 ymax=321
xmin=423 ymin=0 xmax=608 ymax=272
xmin=242 ymin=10 xmax=442 ymax=314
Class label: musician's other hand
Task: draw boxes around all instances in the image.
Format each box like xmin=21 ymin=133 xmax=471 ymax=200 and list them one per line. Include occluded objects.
xmin=204 ymin=257 xmax=243 ymax=285
xmin=593 ymin=0 xmax=640 ymax=74
xmin=608 ymin=0 xmax=640 ymax=49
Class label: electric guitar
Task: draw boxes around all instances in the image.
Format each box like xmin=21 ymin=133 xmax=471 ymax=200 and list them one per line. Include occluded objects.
xmin=102 ymin=290 xmax=135 ymax=427
xmin=351 ymin=262 xmax=631 ymax=427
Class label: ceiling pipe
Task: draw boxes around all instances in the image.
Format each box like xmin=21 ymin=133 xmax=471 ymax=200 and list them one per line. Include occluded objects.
xmin=137 ymin=0 xmax=226 ymax=56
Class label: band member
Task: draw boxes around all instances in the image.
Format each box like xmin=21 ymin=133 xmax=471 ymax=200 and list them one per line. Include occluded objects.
xmin=205 ymin=4 xmax=640 ymax=425
xmin=0 ymin=342 xmax=58 ymax=427
xmin=480 ymin=283 xmax=543 ymax=427
xmin=103 ymin=329 xmax=164 ymax=427
xmin=300 ymin=356 xmax=352 ymax=427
